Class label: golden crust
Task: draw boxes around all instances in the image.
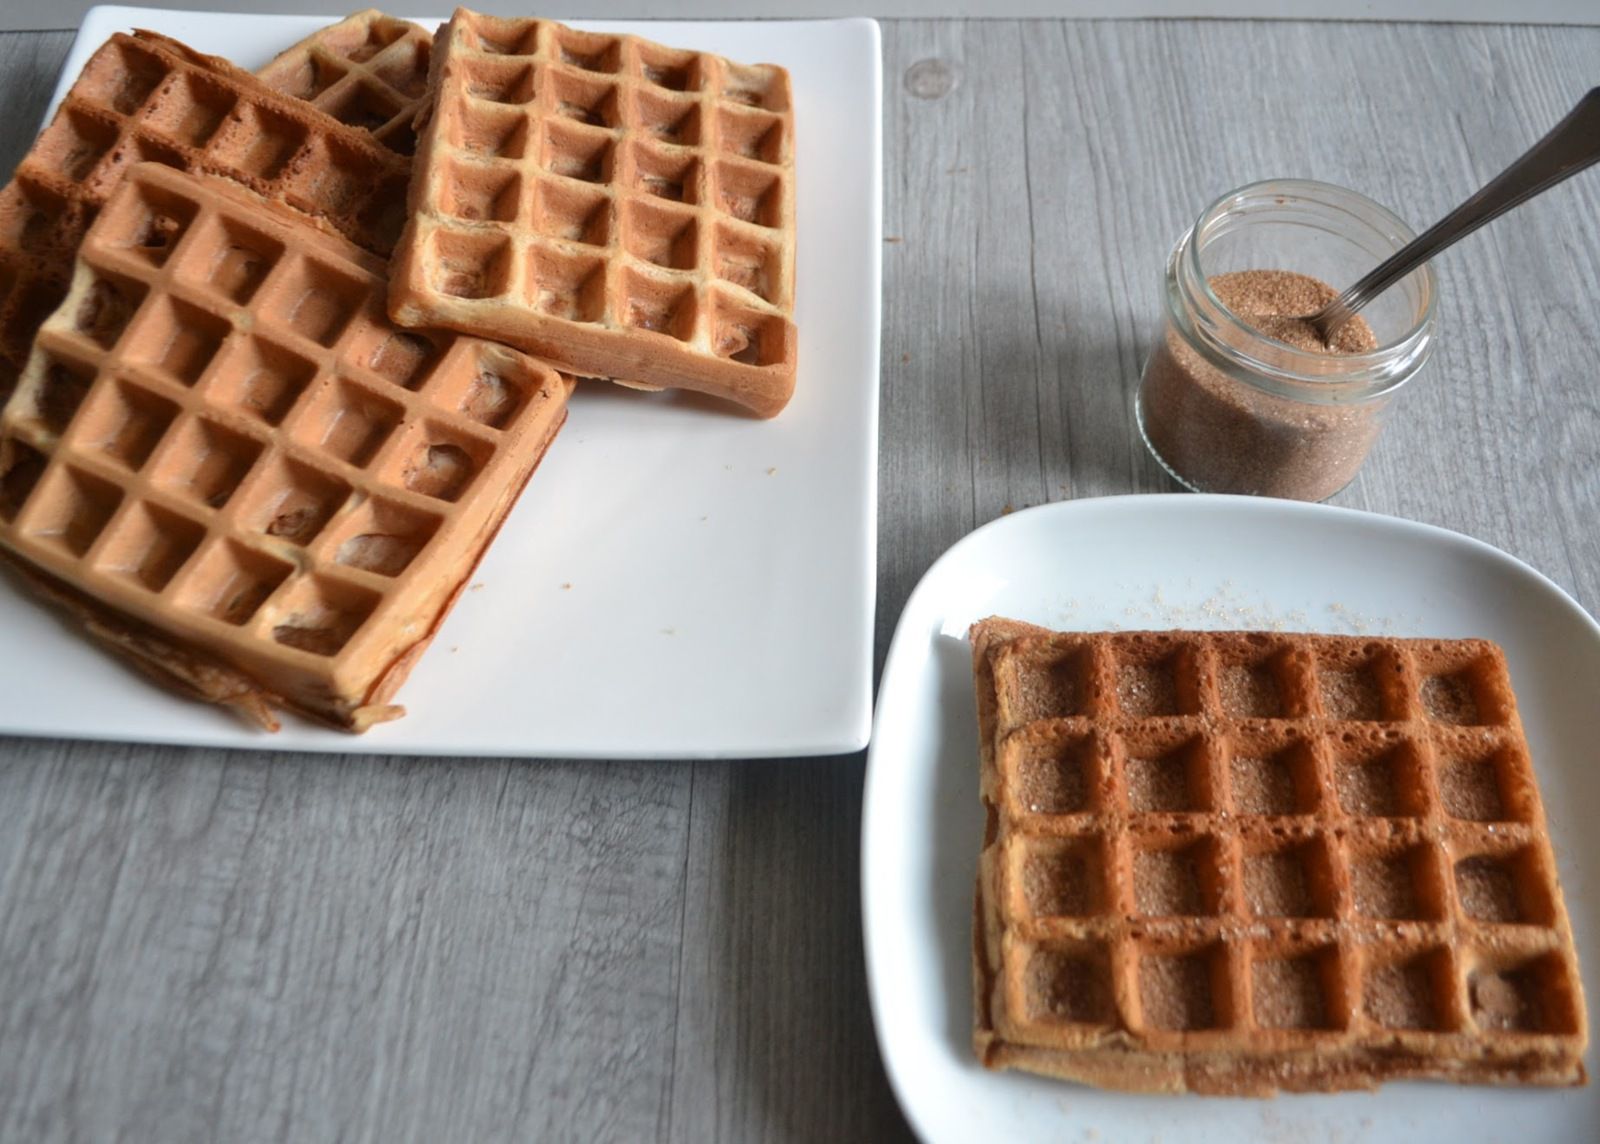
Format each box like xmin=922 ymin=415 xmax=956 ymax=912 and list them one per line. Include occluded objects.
xmin=387 ymin=9 xmax=798 ymax=417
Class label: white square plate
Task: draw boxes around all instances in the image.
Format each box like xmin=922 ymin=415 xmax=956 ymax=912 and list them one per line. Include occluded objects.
xmin=864 ymin=495 xmax=1599 ymax=1142
xmin=0 ymin=5 xmax=881 ymax=757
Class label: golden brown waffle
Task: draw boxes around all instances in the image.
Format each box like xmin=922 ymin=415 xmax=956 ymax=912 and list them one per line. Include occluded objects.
xmin=970 ymin=617 xmax=1588 ymax=1094
xmin=0 ymin=29 xmax=412 ymax=395
xmin=0 ymin=162 xmax=573 ymax=731
xmin=388 ymin=8 xmax=798 ymax=418
xmin=256 ymin=10 xmax=433 ymax=155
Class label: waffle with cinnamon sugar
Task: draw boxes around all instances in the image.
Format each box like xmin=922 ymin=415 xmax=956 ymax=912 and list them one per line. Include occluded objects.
xmin=970 ymin=617 xmax=1587 ymax=1094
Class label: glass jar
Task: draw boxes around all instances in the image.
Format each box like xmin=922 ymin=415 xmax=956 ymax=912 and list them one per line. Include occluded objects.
xmin=1136 ymin=179 xmax=1437 ymax=501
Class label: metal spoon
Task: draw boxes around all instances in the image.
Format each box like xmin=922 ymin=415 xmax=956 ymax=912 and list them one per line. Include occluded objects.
xmin=1310 ymin=87 xmax=1600 ymax=344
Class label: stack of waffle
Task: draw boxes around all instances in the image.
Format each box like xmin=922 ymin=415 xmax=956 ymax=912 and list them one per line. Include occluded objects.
xmin=970 ymin=617 xmax=1588 ymax=1093
xmin=0 ymin=8 xmax=797 ymax=730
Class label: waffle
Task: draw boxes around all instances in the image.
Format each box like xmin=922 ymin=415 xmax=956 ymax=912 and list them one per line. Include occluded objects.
xmin=0 ymin=29 xmax=412 ymax=393
xmin=0 ymin=162 xmax=573 ymax=731
xmin=970 ymin=618 xmax=1588 ymax=1094
xmin=388 ymin=8 xmax=798 ymax=418
xmin=256 ymin=10 xmax=433 ymax=155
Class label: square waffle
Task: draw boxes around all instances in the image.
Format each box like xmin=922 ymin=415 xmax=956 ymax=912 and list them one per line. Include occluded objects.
xmin=255 ymin=10 xmax=433 ymax=155
xmin=970 ymin=617 xmax=1588 ymax=1094
xmin=388 ymin=8 xmax=798 ymax=418
xmin=0 ymin=162 xmax=573 ymax=731
xmin=0 ymin=29 xmax=412 ymax=393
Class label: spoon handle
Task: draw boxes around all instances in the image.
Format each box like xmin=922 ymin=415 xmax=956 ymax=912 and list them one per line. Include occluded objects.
xmin=1314 ymin=87 xmax=1600 ymax=340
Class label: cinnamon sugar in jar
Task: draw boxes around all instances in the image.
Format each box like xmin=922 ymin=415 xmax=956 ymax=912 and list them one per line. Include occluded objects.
xmin=1137 ymin=180 xmax=1437 ymax=501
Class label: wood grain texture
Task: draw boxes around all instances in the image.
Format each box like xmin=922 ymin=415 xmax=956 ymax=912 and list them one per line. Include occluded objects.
xmin=3 ymin=15 xmax=1600 ymax=1142
xmin=879 ymin=18 xmax=1600 ymax=650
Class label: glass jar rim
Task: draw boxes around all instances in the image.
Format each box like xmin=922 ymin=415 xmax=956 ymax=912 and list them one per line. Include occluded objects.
xmin=1176 ymin=178 xmax=1437 ymax=399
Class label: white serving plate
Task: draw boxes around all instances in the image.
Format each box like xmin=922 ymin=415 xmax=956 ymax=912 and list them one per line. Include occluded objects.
xmin=864 ymin=495 xmax=1599 ymax=1143
xmin=0 ymin=6 xmax=880 ymax=757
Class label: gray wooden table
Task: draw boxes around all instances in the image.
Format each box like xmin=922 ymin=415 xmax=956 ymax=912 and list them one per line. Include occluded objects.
xmin=1 ymin=16 xmax=1598 ymax=1143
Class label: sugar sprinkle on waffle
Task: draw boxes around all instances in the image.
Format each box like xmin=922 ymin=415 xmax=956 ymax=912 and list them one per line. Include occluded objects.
xmin=970 ymin=617 xmax=1588 ymax=1094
